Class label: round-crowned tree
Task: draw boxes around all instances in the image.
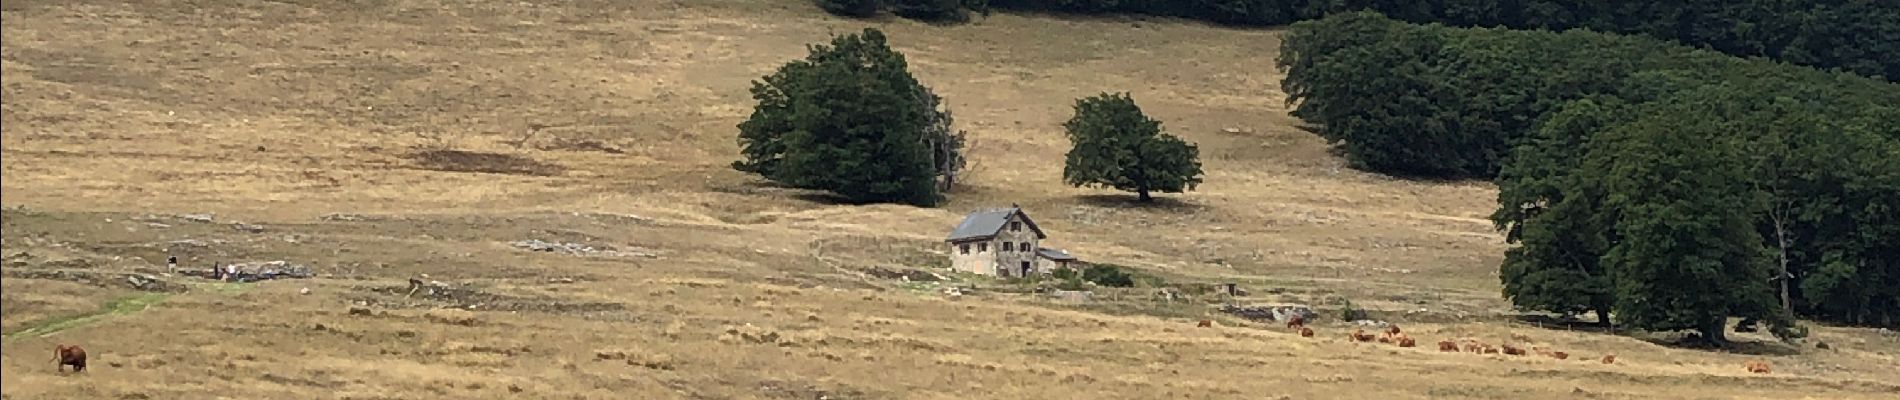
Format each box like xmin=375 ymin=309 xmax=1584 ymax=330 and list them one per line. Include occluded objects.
xmin=733 ymin=28 xmax=960 ymax=207
xmin=1061 ymin=92 xmax=1204 ymax=202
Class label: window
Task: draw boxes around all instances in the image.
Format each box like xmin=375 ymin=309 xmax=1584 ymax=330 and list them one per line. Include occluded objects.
xmin=1011 ymin=222 xmax=1022 ymax=232
xmin=978 ymin=242 xmax=988 ymax=252
xmin=1021 ymin=242 xmax=1032 ymax=252
xmin=1002 ymin=242 xmax=1012 ymax=252
xmin=959 ymin=244 xmax=969 ymax=254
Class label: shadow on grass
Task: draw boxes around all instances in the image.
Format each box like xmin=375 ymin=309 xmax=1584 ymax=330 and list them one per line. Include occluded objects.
xmin=1074 ymin=194 xmax=1206 ymax=212
xmin=1512 ymin=314 xmax=1616 ymax=334
xmin=1636 ymin=333 xmax=1802 ymax=356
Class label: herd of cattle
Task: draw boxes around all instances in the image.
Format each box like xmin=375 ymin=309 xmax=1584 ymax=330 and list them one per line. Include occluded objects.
xmin=1195 ymin=316 xmax=1778 ymax=375
xmin=43 ymin=316 xmax=1782 ymax=376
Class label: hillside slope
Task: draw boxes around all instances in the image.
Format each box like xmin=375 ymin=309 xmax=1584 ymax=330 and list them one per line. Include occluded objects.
xmin=3 ymin=1 xmax=1894 ymax=399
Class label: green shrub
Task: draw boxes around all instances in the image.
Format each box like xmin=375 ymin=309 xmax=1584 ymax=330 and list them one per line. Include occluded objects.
xmin=1081 ymin=264 xmax=1135 ymax=288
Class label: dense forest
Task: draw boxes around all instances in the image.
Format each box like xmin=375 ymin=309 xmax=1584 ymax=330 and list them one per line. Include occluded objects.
xmin=831 ymin=0 xmax=1900 ymax=82
xmin=1278 ymin=12 xmax=1899 ymax=334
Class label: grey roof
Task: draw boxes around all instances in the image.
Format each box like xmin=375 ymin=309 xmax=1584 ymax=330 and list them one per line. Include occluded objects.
xmin=1036 ymin=247 xmax=1077 ymax=261
xmin=945 ymin=207 xmax=1046 ymax=242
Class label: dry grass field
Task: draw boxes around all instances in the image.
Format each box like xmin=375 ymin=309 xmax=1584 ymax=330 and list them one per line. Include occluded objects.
xmin=3 ymin=0 xmax=1896 ymax=399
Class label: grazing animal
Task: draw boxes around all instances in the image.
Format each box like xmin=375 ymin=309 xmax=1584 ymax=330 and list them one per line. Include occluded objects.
xmin=1299 ymin=327 xmax=1315 ymax=338
xmin=1397 ymin=336 xmax=1417 ymax=348
xmin=1438 ymin=340 xmax=1460 ymax=352
xmin=1197 ymin=319 xmax=1213 ymax=328
xmin=1350 ymin=329 xmax=1377 ymax=342
xmin=1464 ymin=342 xmax=1484 ymax=353
xmin=1745 ymin=360 xmax=1772 ymax=374
xmin=53 ymin=344 xmax=87 ymax=373
xmin=1502 ymin=344 xmax=1527 ymax=356
xmin=1482 ymin=345 xmax=1500 ymax=355
xmin=1550 ymin=351 xmax=1569 ymax=360
xmin=1385 ymin=325 xmax=1402 ymax=337
xmin=1601 ymin=354 xmax=1616 ymax=364
xmin=1378 ymin=336 xmax=1393 ymax=344
xmin=1285 ymin=315 xmax=1306 ymax=329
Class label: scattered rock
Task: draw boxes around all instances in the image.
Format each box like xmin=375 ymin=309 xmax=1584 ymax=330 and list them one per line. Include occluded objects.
xmin=1221 ymin=304 xmax=1316 ymax=322
xmin=168 ymin=239 xmax=211 ymax=248
xmin=320 ymin=213 xmax=381 ymax=222
xmin=230 ymin=223 xmax=266 ymax=233
xmin=348 ymin=307 xmax=374 ymax=316
xmin=511 ymin=239 xmax=656 ymax=258
xmin=1816 ymin=341 xmax=1831 ymax=350
xmin=508 ymin=384 xmax=523 ymax=393
xmin=177 ymin=213 xmax=215 ymax=223
xmin=146 ymin=222 xmax=171 ymax=229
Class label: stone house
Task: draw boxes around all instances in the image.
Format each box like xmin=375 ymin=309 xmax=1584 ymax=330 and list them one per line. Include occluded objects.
xmin=945 ymin=206 xmax=1081 ymax=278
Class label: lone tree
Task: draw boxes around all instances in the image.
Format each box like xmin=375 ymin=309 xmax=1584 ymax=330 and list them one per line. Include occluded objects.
xmin=733 ymin=28 xmax=963 ymax=206
xmin=1061 ymin=92 xmax=1203 ymax=202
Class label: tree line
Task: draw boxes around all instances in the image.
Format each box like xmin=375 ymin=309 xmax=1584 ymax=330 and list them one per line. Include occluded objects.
xmin=819 ymin=0 xmax=1899 ymax=83
xmin=734 ymin=28 xmax=1203 ymax=207
xmin=1280 ymin=12 xmax=1899 ymax=338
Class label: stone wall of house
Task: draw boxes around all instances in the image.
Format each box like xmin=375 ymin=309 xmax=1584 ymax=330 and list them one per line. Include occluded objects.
xmin=949 ymin=240 xmax=994 ymax=275
xmin=992 ymin=213 xmax=1041 ymax=277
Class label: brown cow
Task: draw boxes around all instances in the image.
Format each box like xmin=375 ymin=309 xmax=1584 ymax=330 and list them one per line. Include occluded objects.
xmin=1601 ymin=354 xmax=1616 ymax=364
xmin=1350 ymin=329 xmax=1377 ymax=342
xmin=1397 ymin=336 xmax=1417 ymax=348
xmin=1745 ymin=360 xmax=1772 ymax=374
xmin=1197 ymin=319 xmax=1213 ymax=328
xmin=1285 ymin=315 xmax=1306 ymax=329
xmin=1549 ymin=351 xmax=1569 ymax=360
xmin=53 ymin=344 xmax=86 ymax=373
xmin=1378 ymin=336 xmax=1393 ymax=344
xmin=1299 ymin=327 xmax=1315 ymax=338
xmin=1482 ymin=345 xmax=1500 ymax=355
xmin=1438 ymin=340 xmax=1460 ymax=352
xmin=1502 ymin=344 xmax=1527 ymax=356
xmin=1464 ymin=342 xmax=1484 ymax=353
xmin=1385 ymin=325 xmax=1402 ymax=337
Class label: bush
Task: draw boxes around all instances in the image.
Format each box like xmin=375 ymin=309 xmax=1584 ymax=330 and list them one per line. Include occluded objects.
xmin=1081 ymin=264 xmax=1135 ymax=288
xmin=1050 ymin=267 xmax=1077 ymax=281
xmin=1340 ymin=299 xmax=1367 ymax=321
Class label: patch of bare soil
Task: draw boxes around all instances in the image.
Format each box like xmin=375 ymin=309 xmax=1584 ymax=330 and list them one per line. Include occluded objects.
xmin=407 ymin=149 xmax=564 ymax=176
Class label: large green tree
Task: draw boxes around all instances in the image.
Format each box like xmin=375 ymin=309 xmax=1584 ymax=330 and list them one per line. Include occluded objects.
xmin=1061 ymin=93 xmax=1204 ymax=202
xmin=1493 ymin=97 xmax=1628 ymax=325
xmin=733 ymin=28 xmax=949 ymax=206
xmin=1588 ymin=95 xmax=1779 ymax=343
